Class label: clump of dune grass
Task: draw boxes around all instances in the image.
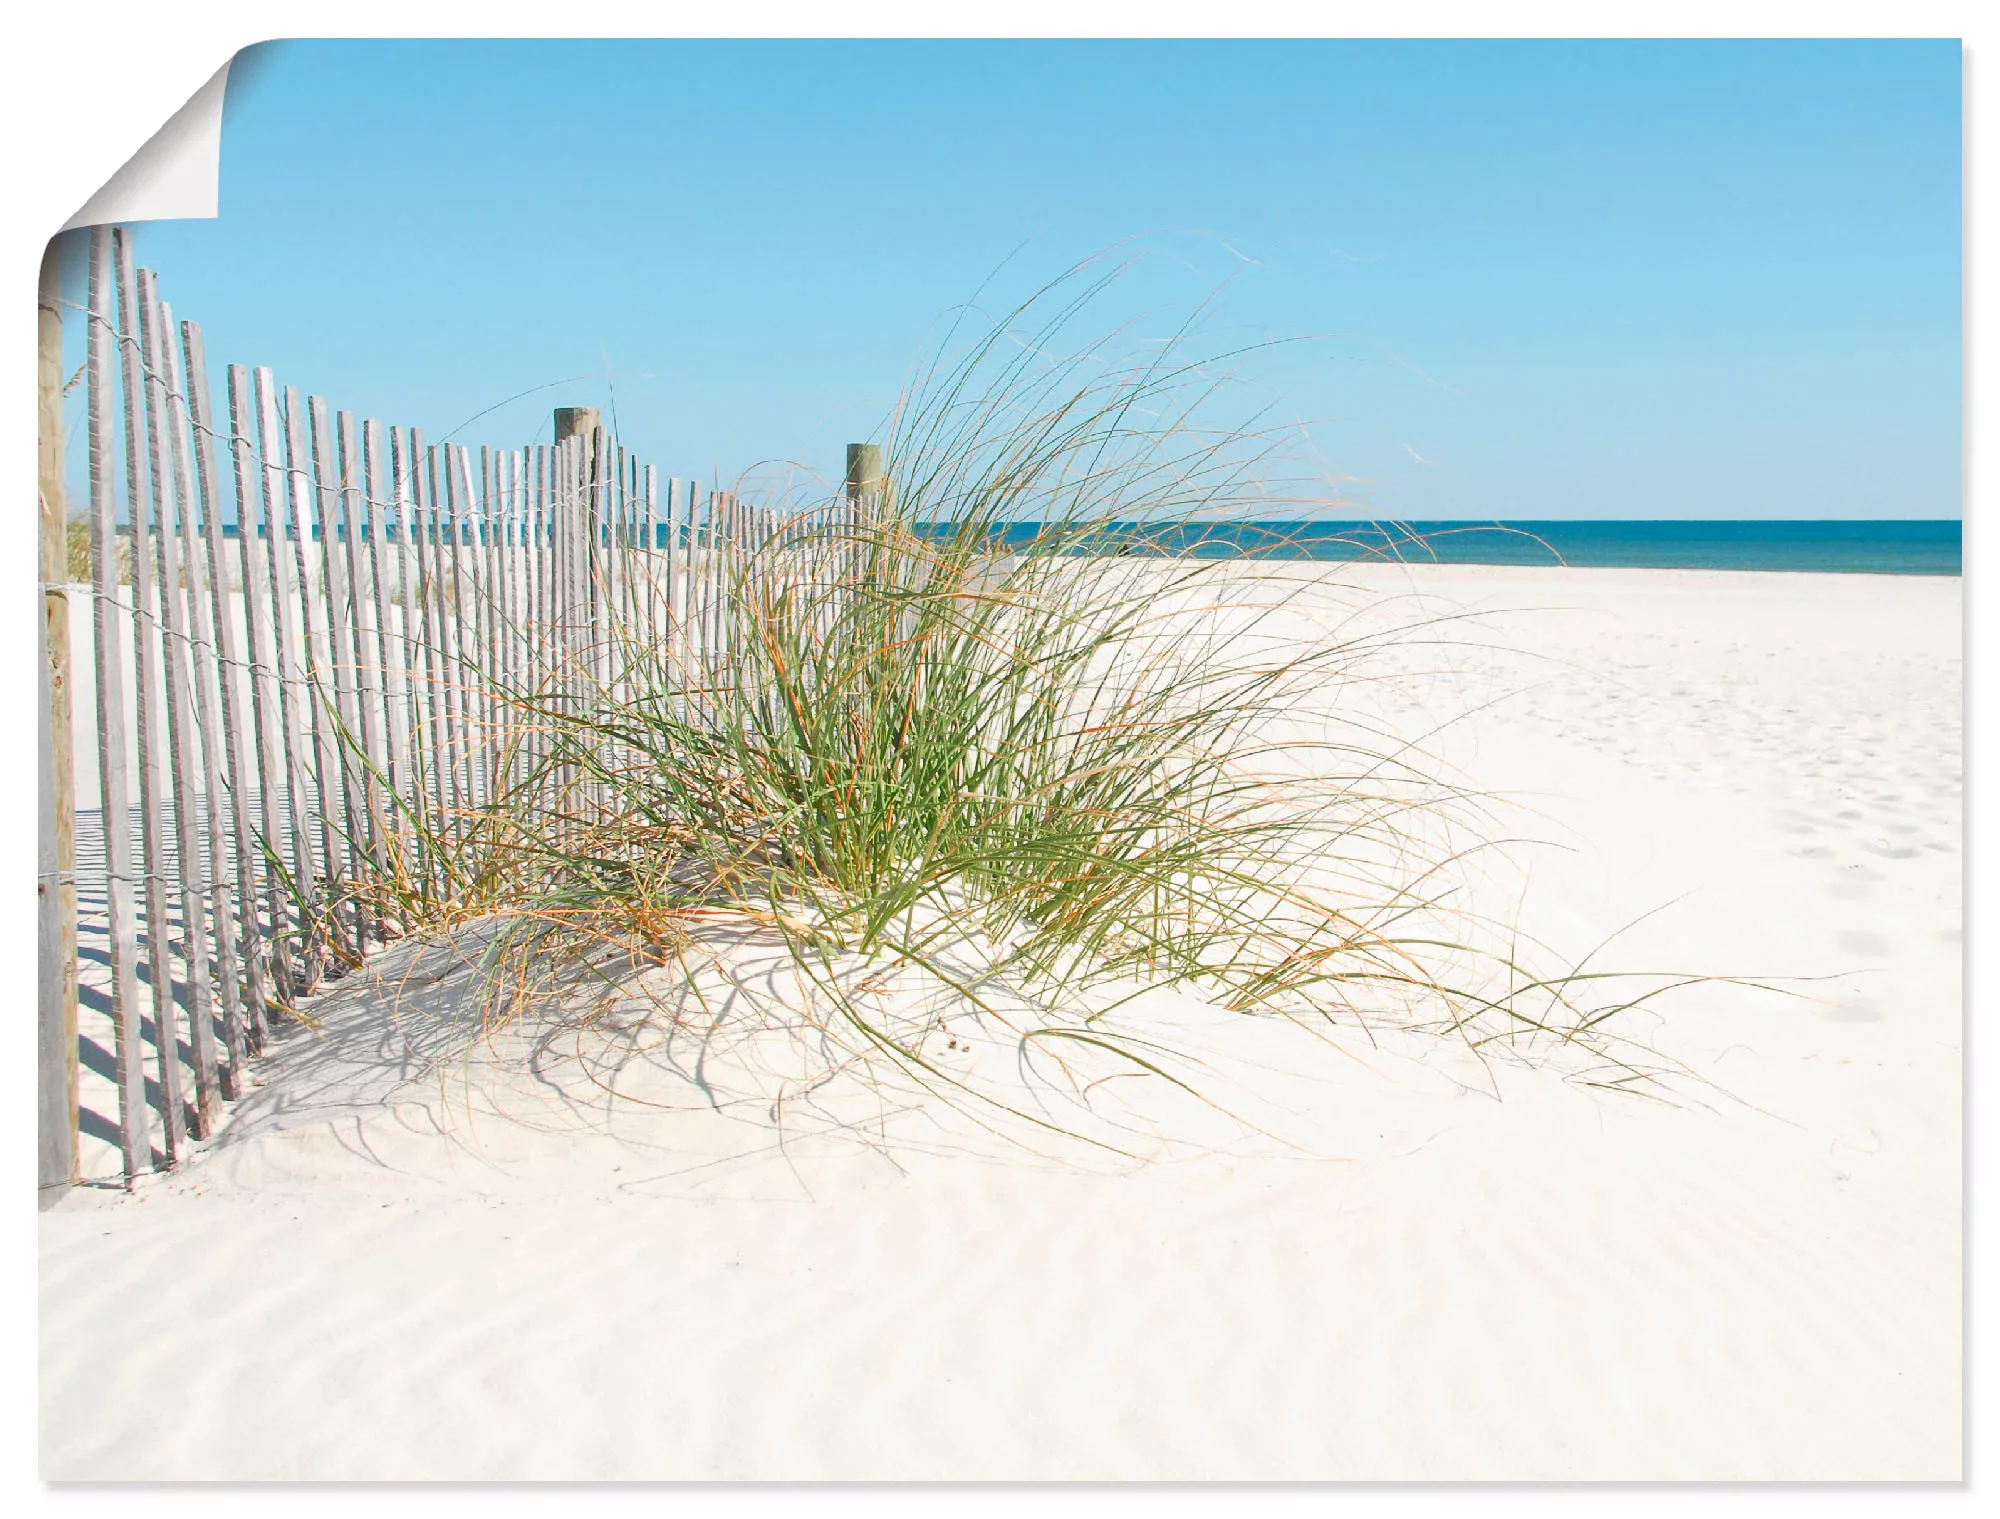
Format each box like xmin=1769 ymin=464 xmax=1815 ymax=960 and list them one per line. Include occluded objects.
xmin=312 ymin=259 xmax=1715 ymax=1146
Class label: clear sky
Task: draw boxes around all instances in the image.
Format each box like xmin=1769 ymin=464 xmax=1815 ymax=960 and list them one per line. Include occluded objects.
xmin=73 ymin=38 xmax=1962 ymax=519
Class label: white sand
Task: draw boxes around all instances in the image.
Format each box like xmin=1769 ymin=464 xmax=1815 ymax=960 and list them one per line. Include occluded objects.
xmin=39 ymin=564 xmax=1962 ymax=1480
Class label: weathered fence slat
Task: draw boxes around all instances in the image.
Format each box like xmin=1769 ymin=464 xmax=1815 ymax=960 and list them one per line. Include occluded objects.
xmin=584 ymin=438 xmax=599 ymax=799
xmin=442 ymin=445 xmax=478 ymax=819
xmin=506 ymin=450 xmax=528 ymax=792
xmin=694 ymin=482 xmax=712 ymax=709
xmin=549 ymin=441 xmax=571 ymax=812
xmin=184 ymin=320 xmax=269 ymax=1061
xmin=487 ymin=447 xmax=509 ymax=799
xmin=115 ymin=237 xmax=184 ymax=1167
xmin=473 ymin=446 xmax=493 ymax=809
xmin=470 ymin=444 xmax=495 ymax=809
xmin=409 ymin=431 xmax=452 ymax=860
xmin=642 ymin=464 xmax=660 ymax=661
xmin=364 ymin=420 xmax=408 ymax=842
xmin=495 ymin=455 xmax=510 ymax=789
xmin=228 ymin=364 xmax=298 ymax=1010
xmin=665 ymin=477 xmax=685 ymax=698
xmin=531 ymin=445 xmax=549 ymax=788
xmin=309 ymin=398 xmax=370 ymax=933
xmin=610 ymin=443 xmax=630 ymax=687
xmin=265 ymin=375 xmax=331 ymax=986
xmin=421 ymin=439 xmax=464 ymax=846
xmin=571 ymin=438 xmax=588 ymax=707
xmin=443 ymin=443 xmax=472 ymax=818
xmin=173 ymin=316 xmax=252 ymax=1092
xmin=336 ymin=412 xmax=389 ymax=903
xmin=293 ymin=388 xmax=358 ymax=960
xmin=692 ymin=479 xmax=710 ymax=720
xmin=85 ymin=230 xmax=147 ymax=1183
xmin=475 ymin=446 xmax=500 ymax=803
xmin=568 ymin=436 xmax=586 ymax=706
xmin=139 ymin=280 xmax=222 ymax=1133
xmin=389 ymin=426 xmax=430 ymax=868
xmin=38 ymin=237 xmax=76 ymax=1195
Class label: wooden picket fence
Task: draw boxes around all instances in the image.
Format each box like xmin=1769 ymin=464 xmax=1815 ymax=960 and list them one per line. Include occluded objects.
xmin=39 ymin=223 xmax=870 ymax=1191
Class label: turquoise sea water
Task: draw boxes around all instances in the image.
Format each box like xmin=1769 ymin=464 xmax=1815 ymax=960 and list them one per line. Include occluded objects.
xmin=953 ymin=520 xmax=1962 ymax=576
xmin=197 ymin=517 xmax=1962 ymax=576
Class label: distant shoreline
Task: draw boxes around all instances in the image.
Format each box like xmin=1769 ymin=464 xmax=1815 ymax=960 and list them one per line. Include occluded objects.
xmin=915 ymin=519 xmax=1964 ymax=577
xmin=106 ymin=517 xmax=1964 ymax=576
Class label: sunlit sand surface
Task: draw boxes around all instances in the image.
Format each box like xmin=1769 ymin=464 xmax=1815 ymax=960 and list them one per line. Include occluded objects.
xmin=42 ymin=564 xmax=1961 ymax=1479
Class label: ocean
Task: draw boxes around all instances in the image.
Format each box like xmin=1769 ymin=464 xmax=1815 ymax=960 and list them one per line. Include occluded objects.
xmin=951 ymin=519 xmax=1962 ymax=576
xmin=189 ymin=516 xmax=1963 ymax=576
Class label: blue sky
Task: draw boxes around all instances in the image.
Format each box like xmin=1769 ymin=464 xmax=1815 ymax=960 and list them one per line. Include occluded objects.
xmin=70 ymin=38 xmax=1961 ymax=519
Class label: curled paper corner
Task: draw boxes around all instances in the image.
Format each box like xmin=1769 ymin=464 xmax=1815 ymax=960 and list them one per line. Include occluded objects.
xmin=60 ymin=54 xmax=234 ymax=231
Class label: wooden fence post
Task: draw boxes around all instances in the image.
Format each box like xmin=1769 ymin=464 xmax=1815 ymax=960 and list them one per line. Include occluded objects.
xmin=553 ymin=407 xmax=600 ymax=450
xmin=553 ymin=407 xmax=600 ymax=639
xmin=553 ymin=408 xmax=599 ymax=608
xmin=38 ymin=235 xmax=78 ymax=1196
xmin=845 ymin=443 xmax=882 ymax=512
xmin=844 ymin=442 xmax=882 ymax=637
xmin=552 ymin=410 xmax=599 ymax=814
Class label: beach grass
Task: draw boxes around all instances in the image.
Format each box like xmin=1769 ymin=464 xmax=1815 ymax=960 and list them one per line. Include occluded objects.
xmin=289 ymin=262 xmax=1712 ymax=1140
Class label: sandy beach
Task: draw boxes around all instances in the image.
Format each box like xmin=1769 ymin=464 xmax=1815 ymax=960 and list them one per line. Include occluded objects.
xmin=39 ymin=562 xmax=1963 ymax=1481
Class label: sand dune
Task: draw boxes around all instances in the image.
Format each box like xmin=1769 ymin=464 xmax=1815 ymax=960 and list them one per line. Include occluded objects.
xmin=40 ymin=564 xmax=1961 ymax=1480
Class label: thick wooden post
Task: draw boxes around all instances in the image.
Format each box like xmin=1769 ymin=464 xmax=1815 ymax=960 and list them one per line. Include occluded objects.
xmin=553 ymin=405 xmax=600 ymax=634
xmin=553 ymin=407 xmax=600 ymax=450
xmin=552 ymin=409 xmax=601 ymax=812
xmin=844 ymin=442 xmax=883 ymax=635
xmin=553 ymin=408 xmax=599 ymax=574
xmin=38 ymin=236 xmax=79 ymax=1196
xmin=845 ymin=442 xmax=882 ymax=511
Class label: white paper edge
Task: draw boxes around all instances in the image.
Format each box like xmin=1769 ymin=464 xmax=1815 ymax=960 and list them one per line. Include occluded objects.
xmin=60 ymin=56 xmax=234 ymax=231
